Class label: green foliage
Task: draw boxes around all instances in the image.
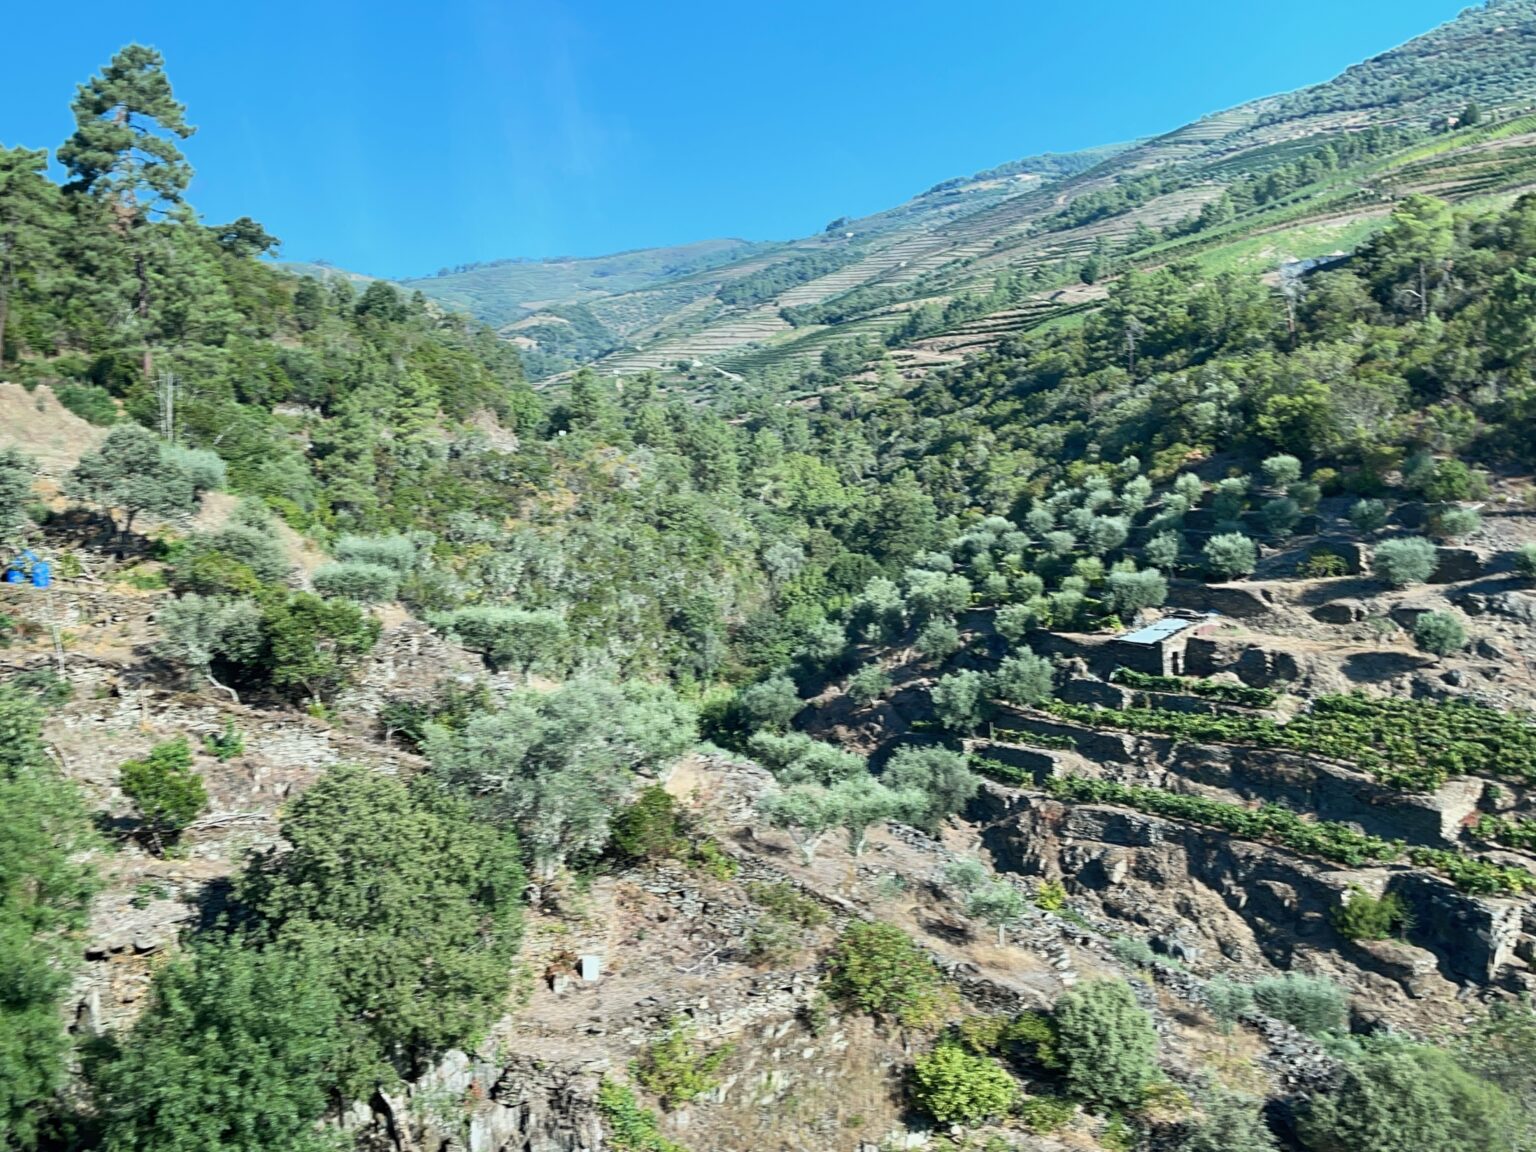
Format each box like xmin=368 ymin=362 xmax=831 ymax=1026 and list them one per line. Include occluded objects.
xmin=1111 ymin=668 xmax=1278 ymax=708
xmin=119 ymin=738 xmax=207 ymax=852
xmin=432 ymin=606 xmax=567 ymax=674
xmin=1298 ymin=1038 xmax=1513 ymax=1152
xmin=259 ymin=592 xmax=380 ymax=704
xmin=992 ymin=650 xmax=1055 ymax=707
xmin=608 ymin=786 xmax=690 ymax=864
xmin=1513 ymin=544 xmax=1536 ymax=579
xmin=1048 ymin=692 xmax=1536 ymax=795
xmin=334 ymin=533 xmax=417 ymax=573
xmin=746 ymin=882 xmax=828 ymax=928
xmin=631 ymin=1019 xmax=730 ymax=1110
xmin=1107 ymin=567 xmax=1168 ymax=617
xmin=1350 ymin=499 xmax=1391 ymax=535
xmin=914 ymin=617 xmax=961 ymax=660
xmin=1180 ymin=1091 xmax=1278 ymax=1152
xmin=1144 ymin=530 xmax=1181 ymax=570
xmin=94 ymin=935 xmax=350 ymax=1152
xmin=883 ymin=745 xmax=979 ymax=833
xmin=1332 ymin=886 xmax=1411 ymax=941
xmin=67 ymin=425 xmax=197 ymax=533
xmin=311 ymin=560 xmax=399 ymax=603
xmin=171 ymin=523 xmax=290 ymax=593
xmin=1053 ymin=981 xmax=1160 ymax=1111
xmin=1018 ymin=1094 xmax=1076 ymax=1134
xmin=1413 ymin=611 xmax=1466 ymax=656
xmin=748 ymin=731 xmax=864 ymax=786
xmin=1261 ymin=455 xmax=1303 ymax=487
xmin=239 ymin=764 xmax=525 ymax=1070
xmin=965 ymin=880 xmax=1028 ymax=945
xmin=1249 ymin=973 xmax=1347 ymax=1036
xmin=1372 ymin=537 xmax=1437 ymax=586
xmin=425 ymin=679 xmax=696 ymax=880
xmin=845 ymin=664 xmax=892 ymax=705
xmin=1429 ymin=505 xmax=1481 ymax=541
xmin=201 ymin=720 xmax=244 ymax=761
xmin=909 ymin=1043 xmax=1017 ymax=1125
xmin=597 ymin=1080 xmax=687 ymax=1152
xmin=53 ymin=381 xmax=118 ymax=425
xmin=0 ymin=448 xmax=38 ymax=540
xmin=1203 ymin=533 xmax=1258 ymax=579
xmin=931 ymin=669 xmax=991 ymax=733
xmin=0 ymin=687 xmax=99 ymax=1148
xmin=733 ymin=675 xmax=802 ymax=733
xmin=826 ymin=921 xmax=946 ymax=1028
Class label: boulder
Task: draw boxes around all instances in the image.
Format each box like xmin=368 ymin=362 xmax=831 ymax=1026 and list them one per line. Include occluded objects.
xmin=1430 ymin=547 xmax=1485 ymax=584
xmin=1312 ymin=599 xmax=1368 ymax=625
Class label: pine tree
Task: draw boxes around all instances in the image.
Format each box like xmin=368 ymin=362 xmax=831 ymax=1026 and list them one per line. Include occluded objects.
xmin=0 ymin=147 xmax=65 ymax=365
xmin=58 ymin=44 xmax=194 ymax=378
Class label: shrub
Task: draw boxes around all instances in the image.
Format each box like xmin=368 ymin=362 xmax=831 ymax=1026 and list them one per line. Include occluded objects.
xmin=120 ymin=738 xmax=207 ymax=854
xmin=883 ymin=745 xmax=979 ymax=832
xmin=1181 ymin=1090 xmax=1279 ymax=1152
xmin=1298 ymin=1038 xmax=1513 ymax=1152
xmin=433 ymin=605 xmax=568 ymax=674
xmin=1332 ymin=886 xmax=1410 ymax=942
xmin=1513 ymin=543 xmax=1536 ymax=578
xmin=1419 ymin=459 xmax=1489 ymax=503
xmin=1249 ymin=974 xmax=1346 ymax=1036
xmin=1107 ymin=568 xmax=1168 ymax=617
xmin=1349 ymin=498 xmax=1390 ymax=535
xmin=747 ymin=882 xmax=827 ymax=928
xmin=1261 ymin=497 xmax=1301 ymax=538
xmin=1203 ymin=533 xmax=1258 ymax=579
xmin=1018 ymin=1094 xmax=1075 ymax=1134
xmin=311 ymin=560 xmax=399 ymax=603
xmin=597 ymin=1080 xmax=686 ymax=1152
xmin=1144 ymin=531 xmax=1181 ymax=570
xmin=734 ymin=675 xmax=802 ymax=732
xmin=1054 ymin=981 xmax=1160 ymax=1110
xmin=201 ymin=720 xmax=244 ymax=761
xmin=1213 ymin=477 xmax=1249 ymax=520
xmin=54 ymin=381 xmax=117 ymax=425
xmin=826 ymin=921 xmax=945 ymax=1027
xmin=335 ymin=532 xmax=417 ymax=573
xmin=1300 ymin=550 xmax=1349 ymax=578
xmin=1429 ymin=505 xmax=1481 ymax=541
xmin=931 ymin=669 xmax=990 ymax=733
xmin=161 ymin=445 xmax=227 ymax=495
xmin=1086 ymin=515 xmax=1130 ymax=556
xmin=1372 ymin=537 xmax=1437 ymax=586
xmin=992 ymin=650 xmax=1054 ymax=707
xmin=845 ymin=664 xmax=891 ymax=705
xmin=631 ymin=1019 xmax=730 ymax=1110
xmin=915 ymin=617 xmax=961 ymax=660
xmin=996 ymin=600 xmax=1046 ymax=644
xmin=910 ymin=1043 xmax=1016 ymax=1125
xmin=1413 ymin=611 xmax=1467 ymax=657
xmin=608 ymin=786 xmax=689 ymax=863
xmin=1262 ymin=455 xmax=1303 ymax=488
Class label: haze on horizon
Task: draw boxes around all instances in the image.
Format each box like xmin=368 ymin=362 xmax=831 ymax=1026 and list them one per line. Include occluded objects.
xmin=3 ymin=0 xmax=1469 ymax=277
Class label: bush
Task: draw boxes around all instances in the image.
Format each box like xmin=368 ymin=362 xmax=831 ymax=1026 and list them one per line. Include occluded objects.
xmin=1249 ymin=974 xmax=1346 ymax=1036
xmin=597 ymin=1080 xmax=686 ymax=1152
xmin=120 ymin=738 xmax=207 ymax=854
xmin=433 ymin=605 xmax=569 ymax=674
xmin=1107 ymin=568 xmax=1168 ymax=617
xmin=1372 ymin=537 xmax=1437 ymax=586
xmin=608 ymin=786 xmax=689 ymax=863
xmin=996 ymin=600 xmax=1046 ymax=643
xmin=1332 ymin=886 xmax=1410 ymax=941
xmin=931 ymin=669 xmax=991 ymax=733
xmin=1413 ymin=611 xmax=1467 ymax=657
xmin=1054 ymin=981 xmax=1160 ymax=1110
xmin=335 ymin=532 xmax=417 ymax=573
xmin=1261 ymin=496 xmax=1301 ymax=537
xmin=1349 ymin=498 xmax=1390 ymax=535
xmin=1262 ymin=455 xmax=1303 ymax=488
xmin=1429 ymin=505 xmax=1481 ymax=541
xmin=1298 ymin=1038 xmax=1513 ymax=1152
xmin=910 ymin=1043 xmax=1016 ymax=1125
xmin=1419 ymin=459 xmax=1489 ymax=503
xmin=631 ymin=1019 xmax=730 ymax=1110
xmin=1213 ymin=477 xmax=1249 ymax=520
xmin=734 ymin=674 xmax=802 ymax=732
xmin=826 ymin=921 xmax=945 ymax=1027
xmin=1514 ymin=543 xmax=1536 ymax=578
xmin=915 ymin=617 xmax=961 ymax=660
xmin=1203 ymin=533 xmax=1258 ymax=579
xmin=883 ymin=745 xmax=979 ymax=832
xmin=1018 ymin=1094 xmax=1075 ymax=1134
xmin=1144 ymin=531 xmax=1181 ymax=570
xmin=1181 ymin=1090 xmax=1279 ymax=1152
xmin=201 ymin=720 xmax=244 ymax=761
xmin=161 ymin=445 xmax=227 ymax=495
xmin=845 ymin=664 xmax=891 ymax=705
xmin=992 ymin=650 xmax=1054 ymax=707
xmin=54 ymin=381 xmax=118 ymax=425
xmin=311 ymin=560 xmax=399 ymax=603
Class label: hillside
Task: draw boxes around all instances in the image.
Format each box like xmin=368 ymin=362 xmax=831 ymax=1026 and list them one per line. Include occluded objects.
xmin=8 ymin=16 xmax=1536 ymax=1152
xmin=398 ymin=1 xmax=1536 ymax=383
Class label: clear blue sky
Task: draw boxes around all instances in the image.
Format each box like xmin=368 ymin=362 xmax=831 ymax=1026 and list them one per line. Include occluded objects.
xmin=4 ymin=1 xmax=1467 ymax=278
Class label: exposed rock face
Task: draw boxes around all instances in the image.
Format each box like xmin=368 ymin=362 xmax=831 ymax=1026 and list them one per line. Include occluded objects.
xmin=976 ymin=794 xmax=1519 ymax=990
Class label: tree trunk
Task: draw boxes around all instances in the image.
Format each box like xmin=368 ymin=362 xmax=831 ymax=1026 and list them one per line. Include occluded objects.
xmin=137 ymin=245 xmax=153 ymax=380
xmin=206 ymin=669 xmax=239 ymax=704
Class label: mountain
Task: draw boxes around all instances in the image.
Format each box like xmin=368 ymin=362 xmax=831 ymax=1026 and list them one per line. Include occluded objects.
xmin=404 ymin=0 xmax=1536 ymax=383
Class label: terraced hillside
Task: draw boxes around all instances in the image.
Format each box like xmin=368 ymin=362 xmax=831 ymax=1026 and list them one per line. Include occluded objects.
xmin=397 ymin=1 xmax=1536 ymax=385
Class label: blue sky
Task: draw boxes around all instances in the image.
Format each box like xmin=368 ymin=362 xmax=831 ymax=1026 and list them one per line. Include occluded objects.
xmin=4 ymin=1 xmax=1467 ymax=278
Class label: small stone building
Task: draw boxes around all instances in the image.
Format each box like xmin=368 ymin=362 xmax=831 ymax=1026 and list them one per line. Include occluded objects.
xmin=1112 ymin=612 xmax=1220 ymax=676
